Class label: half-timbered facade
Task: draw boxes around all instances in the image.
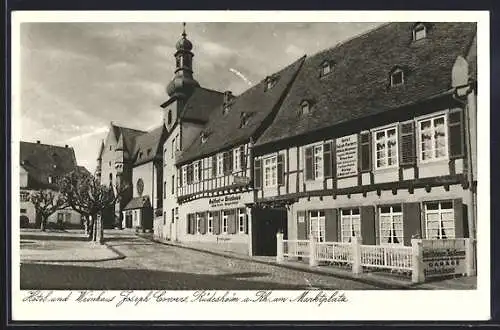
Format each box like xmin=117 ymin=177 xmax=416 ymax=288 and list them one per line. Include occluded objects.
xmin=169 ymin=56 xmax=306 ymax=255
xmin=252 ymin=22 xmax=477 ymax=255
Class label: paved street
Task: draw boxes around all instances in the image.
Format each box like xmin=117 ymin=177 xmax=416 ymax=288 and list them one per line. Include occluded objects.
xmin=20 ymin=230 xmax=380 ymax=290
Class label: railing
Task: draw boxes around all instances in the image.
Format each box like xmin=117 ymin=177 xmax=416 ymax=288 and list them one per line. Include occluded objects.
xmin=283 ymin=239 xmax=309 ymax=258
xmin=276 ymin=233 xmax=476 ymax=283
xmin=360 ymin=244 xmax=413 ymax=271
xmin=316 ymin=242 xmax=352 ymax=264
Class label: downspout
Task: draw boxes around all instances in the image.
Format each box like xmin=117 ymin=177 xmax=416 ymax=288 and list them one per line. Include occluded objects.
xmin=452 ymin=81 xmax=476 ymax=240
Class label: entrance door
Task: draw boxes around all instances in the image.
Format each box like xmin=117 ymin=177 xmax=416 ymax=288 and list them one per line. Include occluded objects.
xmin=252 ymin=207 xmax=288 ymax=256
xmin=126 ymin=213 xmax=133 ymax=228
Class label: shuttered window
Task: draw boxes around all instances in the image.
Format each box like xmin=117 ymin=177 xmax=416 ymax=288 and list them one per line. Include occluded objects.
xmin=222 ymin=210 xmax=229 ymax=233
xmin=323 ymin=142 xmax=333 ymax=177
xmin=424 ymin=201 xmax=455 ymax=239
xmin=359 ymin=132 xmax=372 ymax=172
xmin=373 ymin=127 xmax=398 ymax=169
xmin=379 ymin=205 xmax=403 ymax=245
xmin=254 ymin=159 xmax=262 ymax=189
xmin=207 ymin=212 xmax=214 ymax=234
xmin=418 ymin=115 xmax=448 ymax=162
xmin=238 ymin=208 xmax=246 ymax=233
xmin=399 ymin=121 xmax=416 ymax=166
xmin=305 ymin=144 xmax=323 ymax=180
xmin=264 ymin=156 xmax=277 ymax=187
xmin=309 ymin=210 xmax=326 ymax=242
xmin=233 ymin=147 xmax=241 ymax=172
xmin=277 ymin=154 xmax=285 ymax=186
xmin=448 ymin=109 xmax=465 ymax=159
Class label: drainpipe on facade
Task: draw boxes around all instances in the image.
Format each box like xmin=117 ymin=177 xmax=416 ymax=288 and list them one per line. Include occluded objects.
xmin=452 ymin=81 xmax=476 ymax=240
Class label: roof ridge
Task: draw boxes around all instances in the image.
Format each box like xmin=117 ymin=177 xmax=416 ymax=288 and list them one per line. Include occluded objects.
xmin=20 ymin=141 xmax=74 ymax=149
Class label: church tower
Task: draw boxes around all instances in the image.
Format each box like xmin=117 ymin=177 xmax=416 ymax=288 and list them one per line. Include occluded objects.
xmin=166 ymin=23 xmax=200 ymax=100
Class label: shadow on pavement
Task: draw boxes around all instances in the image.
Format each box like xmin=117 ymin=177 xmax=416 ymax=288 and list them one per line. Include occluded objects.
xmin=20 ymin=263 xmax=314 ymax=290
xmin=20 ymin=234 xmax=88 ymax=242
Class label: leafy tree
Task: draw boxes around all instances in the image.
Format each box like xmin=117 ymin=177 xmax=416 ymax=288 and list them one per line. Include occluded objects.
xmin=29 ymin=190 xmax=67 ymax=231
xmin=59 ymin=170 xmax=128 ymax=244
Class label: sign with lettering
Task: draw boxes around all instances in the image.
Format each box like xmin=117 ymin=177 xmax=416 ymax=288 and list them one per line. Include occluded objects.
xmin=422 ymin=239 xmax=467 ymax=277
xmin=209 ymin=195 xmax=242 ymax=208
xmin=233 ymin=176 xmax=250 ymax=185
xmin=335 ymin=134 xmax=358 ymax=178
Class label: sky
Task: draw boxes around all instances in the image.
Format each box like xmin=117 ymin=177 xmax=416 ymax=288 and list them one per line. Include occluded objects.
xmin=20 ymin=22 xmax=383 ymax=171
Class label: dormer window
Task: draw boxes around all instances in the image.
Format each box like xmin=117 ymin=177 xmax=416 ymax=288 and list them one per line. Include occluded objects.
xmin=48 ymin=176 xmax=53 ymax=184
xmin=265 ymin=76 xmax=278 ymax=91
xmin=390 ymin=68 xmax=405 ymax=87
xmin=201 ymin=132 xmax=208 ymax=144
xmin=413 ymin=23 xmax=427 ymax=41
xmin=240 ymin=112 xmax=254 ymax=128
xmin=320 ymin=61 xmax=332 ymax=77
xmin=300 ymin=100 xmax=311 ymax=115
xmin=223 ymin=105 xmax=230 ymax=115
xmin=139 ymin=151 xmax=143 ymax=159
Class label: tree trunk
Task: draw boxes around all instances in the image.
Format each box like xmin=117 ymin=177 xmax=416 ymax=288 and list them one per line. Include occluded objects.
xmin=97 ymin=213 xmax=104 ymax=244
xmin=40 ymin=216 xmax=46 ymax=232
xmin=88 ymin=214 xmax=95 ymax=241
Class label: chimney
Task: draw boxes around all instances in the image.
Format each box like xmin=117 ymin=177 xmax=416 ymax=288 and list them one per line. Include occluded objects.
xmin=36 ymin=140 xmax=40 ymax=144
xmin=223 ymin=90 xmax=233 ymax=104
xmin=65 ymin=144 xmax=69 ymax=148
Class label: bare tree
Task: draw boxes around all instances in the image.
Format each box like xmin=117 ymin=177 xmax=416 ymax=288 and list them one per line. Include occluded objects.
xmin=29 ymin=190 xmax=67 ymax=231
xmin=59 ymin=170 xmax=128 ymax=244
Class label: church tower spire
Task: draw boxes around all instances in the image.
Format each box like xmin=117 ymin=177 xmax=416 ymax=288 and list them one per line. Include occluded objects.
xmin=166 ymin=23 xmax=200 ymax=99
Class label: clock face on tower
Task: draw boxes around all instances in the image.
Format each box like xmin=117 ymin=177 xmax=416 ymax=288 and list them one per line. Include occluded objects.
xmin=136 ymin=178 xmax=144 ymax=196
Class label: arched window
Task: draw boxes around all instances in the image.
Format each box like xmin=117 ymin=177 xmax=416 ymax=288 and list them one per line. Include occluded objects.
xmin=109 ymin=173 xmax=113 ymax=185
xmin=167 ymin=110 xmax=173 ymax=125
xmin=300 ymin=100 xmax=311 ymax=115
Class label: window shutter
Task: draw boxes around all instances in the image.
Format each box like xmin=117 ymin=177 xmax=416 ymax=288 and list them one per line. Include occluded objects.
xmin=240 ymin=145 xmax=246 ymax=170
xmin=200 ymin=213 xmax=206 ymax=234
xmin=323 ymin=142 xmax=333 ymax=178
xmin=277 ymin=154 xmax=285 ymax=186
xmin=332 ymin=141 xmax=337 ymax=178
xmin=360 ymin=206 xmax=375 ymax=245
xmin=228 ymin=151 xmax=234 ymax=172
xmin=359 ymin=132 xmax=372 ymax=172
xmin=254 ymin=159 xmax=262 ymax=189
xmin=399 ymin=121 xmax=416 ymax=166
xmin=187 ymin=165 xmax=193 ymax=184
xmin=223 ymin=152 xmax=228 ymax=173
xmin=244 ymin=212 xmax=249 ymax=234
xmin=198 ymin=161 xmax=202 ymax=181
xmin=213 ymin=211 xmax=220 ymax=234
xmin=228 ymin=210 xmax=237 ymax=234
xmin=305 ymin=147 xmax=314 ymax=180
xmin=179 ymin=168 xmax=183 ymax=186
xmin=403 ymin=202 xmax=421 ymax=246
xmin=297 ymin=211 xmax=307 ymax=240
xmin=186 ymin=214 xmax=192 ymax=234
xmin=325 ymin=209 xmax=339 ymax=242
xmin=453 ymin=198 xmax=465 ymax=238
xmin=212 ymin=155 xmax=217 ymax=177
xmin=449 ymin=109 xmax=465 ymax=159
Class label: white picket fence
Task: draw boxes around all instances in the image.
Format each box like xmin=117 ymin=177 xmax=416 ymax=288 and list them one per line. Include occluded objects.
xmin=276 ymin=233 xmax=476 ymax=283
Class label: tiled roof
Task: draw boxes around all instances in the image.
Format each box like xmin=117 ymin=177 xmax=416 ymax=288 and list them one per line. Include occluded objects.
xmin=176 ymin=56 xmax=306 ymax=165
xmin=180 ymin=87 xmax=224 ymax=123
xmin=256 ymin=22 xmax=477 ymax=147
xmin=123 ymin=196 xmax=151 ymax=210
xmin=112 ymin=124 xmax=147 ymax=157
xmin=132 ymin=124 xmax=167 ymax=166
xmin=20 ymin=141 xmax=78 ymax=189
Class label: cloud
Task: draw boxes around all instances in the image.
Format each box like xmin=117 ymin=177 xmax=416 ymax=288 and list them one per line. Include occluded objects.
xmin=229 ymin=68 xmax=253 ymax=87
xmin=65 ymin=126 xmax=109 ymax=142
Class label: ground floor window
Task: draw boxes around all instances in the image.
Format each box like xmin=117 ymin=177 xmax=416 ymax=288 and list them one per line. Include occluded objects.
xmin=222 ymin=211 xmax=229 ymax=233
xmin=425 ymin=201 xmax=455 ymax=239
xmin=196 ymin=213 xmax=202 ymax=233
xmin=238 ymin=208 xmax=246 ymax=233
xmin=379 ymin=205 xmax=403 ymax=245
xmin=309 ymin=210 xmax=325 ymax=242
xmin=207 ymin=212 xmax=214 ymax=234
xmin=341 ymin=208 xmax=361 ymax=243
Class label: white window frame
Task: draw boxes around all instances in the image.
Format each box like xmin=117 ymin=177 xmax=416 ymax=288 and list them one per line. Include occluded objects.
xmin=222 ymin=211 xmax=228 ymax=234
xmin=379 ymin=205 xmax=404 ymax=245
xmin=238 ymin=208 xmax=246 ymax=233
xmin=193 ymin=161 xmax=200 ymax=182
xmin=233 ymin=147 xmax=241 ymax=172
xmin=424 ymin=201 xmax=455 ymax=239
xmin=196 ymin=213 xmax=202 ymax=234
xmin=301 ymin=102 xmax=310 ymax=115
xmin=373 ymin=125 xmax=399 ymax=170
xmin=309 ymin=210 xmax=326 ymax=242
xmin=313 ymin=144 xmax=324 ymax=180
xmin=390 ymin=69 xmax=404 ymax=87
xmin=413 ymin=24 xmax=427 ymax=41
xmin=207 ymin=212 xmax=213 ymax=234
xmin=182 ymin=166 xmax=187 ymax=187
xmin=321 ymin=62 xmax=331 ymax=76
xmin=417 ymin=113 xmax=449 ymax=164
xmin=217 ymin=153 xmax=224 ymax=177
xmin=263 ymin=155 xmax=278 ymax=188
xmin=340 ymin=208 xmax=361 ymax=243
